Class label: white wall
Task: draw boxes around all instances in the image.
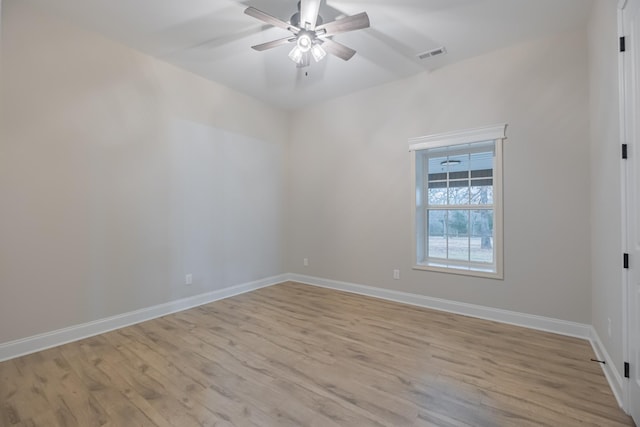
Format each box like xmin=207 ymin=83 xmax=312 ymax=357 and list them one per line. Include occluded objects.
xmin=0 ymin=1 xmax=288 ymax=343
xmin=287 ymin=30 xmax=592 ymax=323
xmin=588 ymin=0 xmax=625 ymax=388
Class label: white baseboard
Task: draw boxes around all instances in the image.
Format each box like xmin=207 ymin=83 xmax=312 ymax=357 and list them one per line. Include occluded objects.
xmin=286 ymin=273 xmax=592 ymax=339
xmin=0 ymin=272 xmax=600 ymax=369
xmin=2 ymin=272 xmax=624 ymax=413
xmin=589 ymin=326 xmax=626 ymax=409
xmin=0 ymin=274 xmax=288 ymax=362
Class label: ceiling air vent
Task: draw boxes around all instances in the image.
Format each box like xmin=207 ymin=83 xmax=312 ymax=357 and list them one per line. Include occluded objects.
xmin=417 ymin=46 xmax=447 ymax=60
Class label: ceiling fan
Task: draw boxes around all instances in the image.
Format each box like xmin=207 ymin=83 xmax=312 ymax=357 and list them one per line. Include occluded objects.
xmin=244 ymin=0 xmax=370 ymax=67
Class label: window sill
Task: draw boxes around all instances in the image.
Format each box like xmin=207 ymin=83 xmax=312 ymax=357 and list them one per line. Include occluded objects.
xmin=413 ymin=263 xmax=503 ymax=280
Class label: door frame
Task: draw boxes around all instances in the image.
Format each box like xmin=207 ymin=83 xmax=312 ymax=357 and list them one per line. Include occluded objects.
xmin=617 ymin=0 xmax=628 ymax=413
xmin=619 ymin=0 xmax=636 ymax=416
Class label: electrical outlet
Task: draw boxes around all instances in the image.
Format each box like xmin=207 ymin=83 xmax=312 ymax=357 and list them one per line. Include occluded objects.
xmin=393 ymin=269 xmax=400 ymax=280
xmin=303 ymin=258 xmax=309 ymax=267
xmin=185 ymin=274 xmax=193 ymax=286
xmin=607 ymin=318 xmax=612 ymax=337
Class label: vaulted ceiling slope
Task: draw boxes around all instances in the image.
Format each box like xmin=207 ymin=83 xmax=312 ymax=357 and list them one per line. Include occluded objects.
xmin=23 ymin=0 xmax=594 ymax=109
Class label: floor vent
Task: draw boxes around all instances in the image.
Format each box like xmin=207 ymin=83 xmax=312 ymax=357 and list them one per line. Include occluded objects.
xmin=417 ymin=46 xmax=447 ymax=60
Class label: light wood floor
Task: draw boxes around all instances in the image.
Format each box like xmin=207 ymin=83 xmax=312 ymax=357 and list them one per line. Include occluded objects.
xmin=0 ymin=282 xmax=634 ymax=426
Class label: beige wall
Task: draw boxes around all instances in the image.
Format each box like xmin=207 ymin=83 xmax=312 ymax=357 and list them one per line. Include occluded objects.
xmin=287 ymin=30 xmax=592 ymax=323
xmin=588 ymin=0 xmax=624 ymax=383
xmin=0 ymin=1 xmax=288 ymax=343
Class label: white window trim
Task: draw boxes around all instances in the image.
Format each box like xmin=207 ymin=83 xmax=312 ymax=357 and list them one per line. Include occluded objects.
xmin=409 ymin=124 xmax=507 ymax=280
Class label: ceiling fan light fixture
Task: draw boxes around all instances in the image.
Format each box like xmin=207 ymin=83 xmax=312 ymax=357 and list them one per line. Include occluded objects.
xmin=311 ymin=44 xmax=326 ymax=62
xmin=288 ymin=45 xmax=304 ymax=63
xmin=297 ymin=33 xmax=312 ymax=52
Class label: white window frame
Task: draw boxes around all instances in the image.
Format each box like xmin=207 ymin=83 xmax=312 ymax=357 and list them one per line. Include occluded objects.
xmin=409 ymin=124 xmax=507 ymax=279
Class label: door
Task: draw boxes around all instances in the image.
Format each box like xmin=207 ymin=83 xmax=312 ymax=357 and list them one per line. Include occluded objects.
xmin=623 ymin=0 xmax=640 ymax=422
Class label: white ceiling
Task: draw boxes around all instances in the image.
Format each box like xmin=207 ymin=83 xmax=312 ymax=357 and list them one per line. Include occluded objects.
xmin=24 ymin=0 xmax=594 ymax=110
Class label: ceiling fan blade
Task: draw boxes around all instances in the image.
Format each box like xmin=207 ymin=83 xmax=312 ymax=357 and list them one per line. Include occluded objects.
xmin=300 ymin=0 xmax=322 ymax=29
xmin=251 ymin=37 xmax=296 ymax=51
xmin=320 ymin=39 xmax=356 ymax=61
xmin=244 ymin=7 xmax=299 ymax=32
xmin=316 ymin=12 xmax=370 ymax=37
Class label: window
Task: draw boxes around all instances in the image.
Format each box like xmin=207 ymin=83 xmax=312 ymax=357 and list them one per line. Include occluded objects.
xmin=410 ymin=124 xmax=507 ymax=279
